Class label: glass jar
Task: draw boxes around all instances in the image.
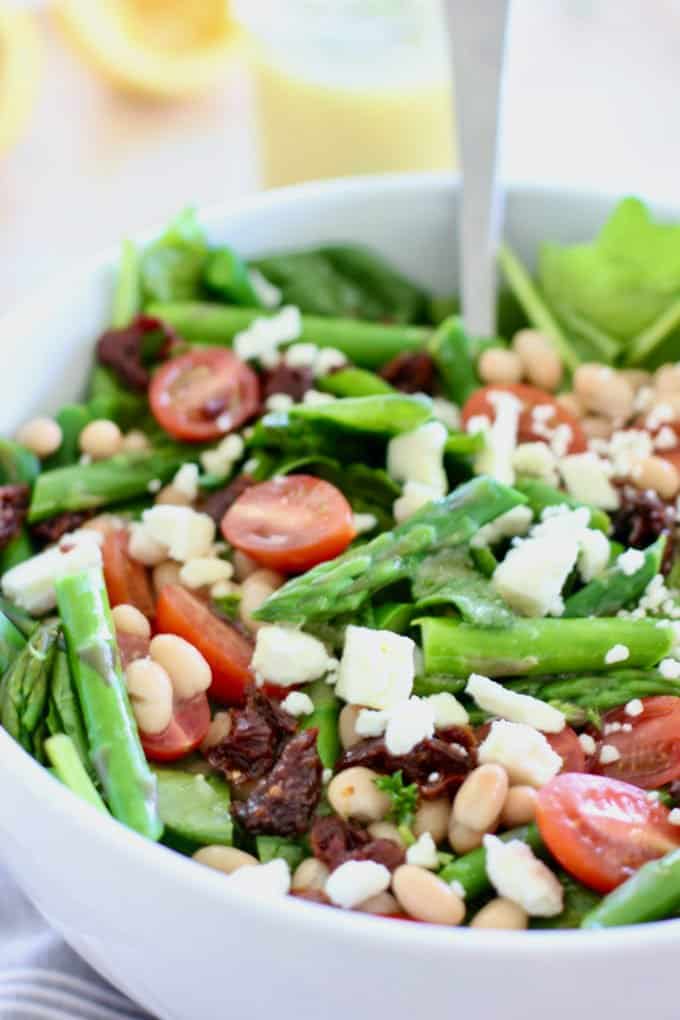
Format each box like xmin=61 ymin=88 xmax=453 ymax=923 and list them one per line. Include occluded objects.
xmin=234 ymin=0 xmax=456 ymax=188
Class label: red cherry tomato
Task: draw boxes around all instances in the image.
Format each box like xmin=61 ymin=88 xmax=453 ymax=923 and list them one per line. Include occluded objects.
xmin=155 ymin=584 xmax=253 ymax=704
xmin=149 ymin=348 xmax=259 ymax=443
xmin=141 ymin=693 xmax=211 ymax=763
xmin=221 ymin=474 xmax=355 ymax=573
xmin=536 ymin=773 xmax=680 ymax=892
xmin=102 ymin=530 xmax=155 ymax=619
xmin=590 ymin=696 xmax=680 ymax=789
xmin=547 ymin=726 xmax=586 ymax=773
xmin=461 ymin=384 xmax=587 ymax=454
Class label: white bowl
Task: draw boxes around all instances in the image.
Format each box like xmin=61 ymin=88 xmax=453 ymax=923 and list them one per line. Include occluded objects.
xmin=0 ymin=174 xmax=677 ymax=1020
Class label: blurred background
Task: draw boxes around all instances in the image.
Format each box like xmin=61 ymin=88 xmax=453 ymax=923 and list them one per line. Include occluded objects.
xmin=1 ymin=0 xmax=679 ymax=306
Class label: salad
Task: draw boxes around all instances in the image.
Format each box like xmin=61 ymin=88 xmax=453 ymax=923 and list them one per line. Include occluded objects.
xmin=5 ymin=198 xmax=680 ymax=932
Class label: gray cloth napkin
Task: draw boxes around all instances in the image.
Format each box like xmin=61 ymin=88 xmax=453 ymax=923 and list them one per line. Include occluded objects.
xmin=0 ymin=864 xmax=152 ymax=1020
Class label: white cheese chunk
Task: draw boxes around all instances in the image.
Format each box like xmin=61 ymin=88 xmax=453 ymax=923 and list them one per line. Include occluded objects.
xmin=141 ymin=505 xmax=215 ymax=563
xmin=466 ymin=673 xmax=565 ymax=734
xmin=431 ymin=397 xmax=460 ymax=431
xmin=605 ymin=644 xmax=629 ymax=665
xmin=512 ymin=442 xmax=559 ymax=486
xmin=578 ymin=733 xmax=596 ymax=755
xmin=493 ymin=535 xmax=579 ymax=617
xmin=483 ymin=835 xmax=563 ymax=917
xmin=336 ymin=625 xmax=415 ymax=709
xmin=265 ymin=393 xmax=294 ymax=413
xmin=384 ymin=696 xmax=435 ymax=755
xmin=352 ymin=512 xmax=377 ymax=535
xmin=471 ymin=505 xmax=533 ymax=548
xmin=2 ymin=534 xmax=102 ymax=615
xmin=284 ymin=342 xmax=319 ymax=369
xmin=387 ymin=421 xmax=448 ymax=494
xmin=474 ymin=391 xmax=521 ymax=485
xmin=578 ymin=529 xmax=610 ymax=583
xmin=314 ymin=347 xmax=347 ymax=377
xmin=171 ymin=463 xmax=199 ymax=502
xmin=355 ymin=709 xmax=389 ymax=738
xmin=233 ymin=306 xmax=302 ymax=365
xmin=659 ymin=658 xmax=680 ymax=679
xmin=625 ymin=698 xmax=644 ymax=717
xmin=179 ymin=557 xmax=233 ymax=589
xmin=426 ymin=691 xmax=469 ymax=727
xmin=302 ymin=389 xmax=335 ymax=406
xmin=251 ymin=625 xmax=335 ymax=687
xmin=227 ymin=858 xmax=290 ymax=898
xmin=617 ymin=548 xmax=646 ymax=576
xmin=559 ymin=452 xmax=620 ymax=510
xmin=599 ymin=744 xmax=621 ymax=765
xmin=325 ymin=860 xmax=391 ymax=908
xmin=478 ymin=720 xmax=562 ymax=787
xmin=406 ymin=832 xmax=439 ymax=870
xmin=280 ymin=691 xmax=315 ymax=717
xmin=200 ymin=434 xmax=245 ymax=478
xmin=393 ymin=481 xmax=441 ymax=523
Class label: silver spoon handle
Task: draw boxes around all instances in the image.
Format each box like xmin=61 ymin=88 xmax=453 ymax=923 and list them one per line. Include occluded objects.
xmin=442 ymin=0 xmax=510 ymax=337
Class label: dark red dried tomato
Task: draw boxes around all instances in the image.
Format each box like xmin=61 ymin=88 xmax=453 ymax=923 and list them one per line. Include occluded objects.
xmin=31 ymin=510 xmax=92 ymax=546
xmin=261 ymin=363 xmax=314 ymax=403
xmin=233 ymin=728 xmax=323 ymax=836
xmin=198 ymin=474 xmax=257 ymax=525
xmin=379 ymin=352 xmax=435 ymax=395
xmin=206 ymin=689 xmax=296 ymax=786
xmin=611 ymin=484 xmax=676 ymax=573
xmin=310 ymin=815 xmax=405 ymax=873
xmin=335 ymin=726 xmax=477 ymax=799
xmin=0 ymin=484 xmax=29 ymax=550
xmin=96 ymin=315 xmax=180 ymax=392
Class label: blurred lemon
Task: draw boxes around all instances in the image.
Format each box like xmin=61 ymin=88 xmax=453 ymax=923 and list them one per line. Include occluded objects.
xmin=0 ymin=6 xmax=41 ymax=155
xmin=52 ymin=0 xmax=241 ymax=99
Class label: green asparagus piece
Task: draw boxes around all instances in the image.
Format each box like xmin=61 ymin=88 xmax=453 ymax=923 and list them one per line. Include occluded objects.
xmin=564 ymin=536 xmax=664 ymax=618
xmin=154 ymin=767 xmax=232 ymax=846
xmin=439 ymin=824 xmax=544 ymax=899
xmin=141 ymin=208 xmax=208 ymax=304
xmin=0 ymin=598 xmax=37 ymax=639
xmin=44 ymin=404 xmax=93 ymax=470
xmin=320 ymin=244 xmax=428 ymax=323
xmin=204 ymin=246 xmax=262 ymax=306
xmin=372 ymin=603 xmax=414 ymax=634
xmin=146 ymin=301 xmax=429 ymax=369
xmin=87 ymin=365 xmax=149 ymax=429
xmin=45 ymin=734 xmax=108 ymax=814
xmin=317 ymin=368 xmax=394 ymax=398
xmin=444 ymin=432 xmax=484 ymax=456
xmin=427 ymin=316 xmax=480 ymax=405
xmin=582 ymin=848 xmax=680 ymax=928
xmin=0 ymin=530 xmax=33 ymax=574
xmin=249 ymin=251 xmax=372 ymax=319
xmin=470 ymin=544 xmax=498 ymax=578
xmin=56 ymin=570 xmax=162 ymax=840
xmin=29 ymin=449 xmax=185 ymax=522
xmin=301 ymin=680 xmax=340 ymax=769
xmin=0 ymin=620 xmax=56 ymax=752
xmin=111 ymin=239 xmax=142 ymax=328
xmin=287 ymin=394 xmax=432 ymax=437
xmin=0 ymin=439 xmax=40 ymax=486
xmin=514 ymin=477 xmax=611 ymax=533
xmin=532 ymin=872 xmax=601 ymax=929
xmin=413 ymin=548 xmax=515 ymax=628
xmin=49 ymin=649 xmax=92 ymax=774
xmin=255 ymin=477 xmax=526 ymax=625
xmin=255 ymin=835 xmax=305 ymax=870
xmin=419 ymin=617 xmax=673 ymax=678
xmin=412 ymin=674 xmax=467 ymax=698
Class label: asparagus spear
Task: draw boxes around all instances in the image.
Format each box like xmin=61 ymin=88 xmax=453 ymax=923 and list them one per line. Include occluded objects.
xmin=288 ymin=394 xmax=432 ymax=437
xmin=439 ymin=823 xmax=544 ymax=899
xmin=56 ymin=570 xmax=162 ymax=840
xmin=0 ymin=607 xmax=27 ymax=667
xmin=0 ymin=530 xmax=34 ymax=574
xmin=581 ymin=848 xmax=680 ymax=928
xmin=0 ymin=597 xmax=37 ymax=640
xmin=0 ymin=620 xmax=57 ymax=752
xmin=419 ymin=617 xmax=673 ymax=678
xmin=45 ymin=734 xmax=108 ymax=814
xmin=564 ymin=536 xmax=664 ymax=618
xmin=317 ymin=368 xmax=395 ymax=399
xmin=48 ymin=649 xmax=92 ymax=774
xmin=204 ymin=247 xmax=262 ymax=307
xmin=427 ymin=316 xmax=480 ymax=406
xmin=301 ymin=680 xmax=340 ymax=769
xmin=515 ymin=477 xmax=611 ymax=534
xmin=413 ymin=547 xmax=515 ymax=628
xmin=146 ymin=301 xmax=430 ymax=369
xmin=28 ymin=449 xmax=185 ymax=522
xmin=255 ymin=477 xmax=526 ymax=625
xmin=110 ymin=239 xmax=142 ymax=328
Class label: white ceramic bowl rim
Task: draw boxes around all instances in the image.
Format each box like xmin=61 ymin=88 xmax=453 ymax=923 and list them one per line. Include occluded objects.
xmin=2 ymin=171 xmax=677 ymax=958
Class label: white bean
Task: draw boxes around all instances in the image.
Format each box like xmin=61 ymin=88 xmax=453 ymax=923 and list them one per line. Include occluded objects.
xmin=453 ymin=764 xmax=508 ymax=833
xmin=512 ymin=330 xmax=562 ymax=391
xmin=112 ymin=603 xmax=151 ymax=639
xmin=239 ymin=568 xmax=285 ymax=633
xmin=291 ymin=858 xmax=329 ymax=892
xmin=125 ymin=658 xmax=173 ymax=734
xmin=413 ymin=797 xmax=450 ymax=844
xmin=470 ymin=897 xmax=528 ymax=930
xmin=392 ymin=865 xmax=465 ymax=925
xmin=327 ymin=767 xmax=391 ymax=823
xmin=478 ymin=348 xmax=523 ymax=386
xmin=501 ymin=786 xmax=538 ymax=828
xmin=200 ymin=711 xmax=232 ymax=752
xmin=367 ymin=821 xmax=405 ymax=846
xmin=338 ymin=704 xmax=362 ymax=750
xmin=193 ymin=846 xmax=258 ymax=874
xmin=16 ymin=417 xmax=62 ymax=458
xmin=149 ymin=633 xmax=211 ymax=700
xmin=79 ymin=419 xmax=123 ymax=460
xmin=152 ymin=559 xmax=183 ymax=594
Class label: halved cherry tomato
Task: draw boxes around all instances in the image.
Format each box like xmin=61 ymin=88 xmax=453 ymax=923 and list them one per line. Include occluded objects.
xmin=221 ymin=474 xmax=355 ymax=573
xmin=590 ymin=696 xmax=680 ymax=789
xmin=155 ymin=584 xmax=253 ymax=704
xmin=547 ymin=726 xmax=586 ymax=773
xmin=149 ymin=348 xmax=259 ymax=443
xmin=102 ymin=530 xmax=155 ymax=618
xmin=461 ymin=384 xmax=587 ymax=454
xmin=536 ymin=773 xmax=680 ymax=892
xmin=141 ymin=693 xmax=211 ymax=763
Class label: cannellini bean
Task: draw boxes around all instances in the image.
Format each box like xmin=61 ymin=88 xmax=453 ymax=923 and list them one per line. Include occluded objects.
xmin=413 ymin=797 xmax=450 ymax=844
xmin=501 ymin=786 xmax=538 ymax=828
xmin=620 ymin=369 xmax=652 ymax=392
xmin=111 ymin=603 xmax=151 ymax=639
xmin=121 ymin=430 xmax=150 ymax=453
xmin=631 ymin=455 xmax=680 ymax=499
xmin=448 ymin=819 xmax=484 ymax=854
xmin=16 ymin=416 xmax=62 ymax=458
xmin=193 ymin=846 xmax=258 ymax=874
xmin=291 ymin=858 xmax=329 ymax=892
xmin=478 ymin=348 xmax=523 ymax=386
xmin=392 ymin=865 xmax=465 ymax=925
xmin=554 ymin=392 xmax=583 ymax=418
xmin=129 ymin=523 xmax=167 ymax=567
xmin=79 ymin=419 xmax=123 ymax=460
xmin=155 ymin=484 xmax=193 ymax=507
xmin=149 ymin=633 xmax=212 ymax=700
xmin=125 ymin=658 xmax=173 ymax=735
xmin=654 ymin=364 xmax=680 ymax=394
xmin=232 ymin=550 xmax=259 ymax=581
xmin=239 ymin=568 xmax=285 ymax=633
xmin=573 ymin=364 xmax=634 ymax=421
xmin=581 ymin=416 xmax=614 ymax=440
xmin=200 ymin=711 xmax=232 ymax=752
xmin=152 ymin=559 xmax=183 ymax=594
xmin=327 ymin=766 xmax=391 ymax=823
xmin=453 ymin=764 xmax=509 ymax=833
xmin=82 ymin=513 xmax=126 ymax=538
xmin=470 ymin=897 xmax=528 ymax=930
xmin=512 ymin=330 xmax=562 ymax=391
xmin=367 ymin=821 xmax=405 ymax=846
xmin=355 ymin=891 xmax=400 ymax=915
xmin=338 ymin=704 xmax=362 ymax=750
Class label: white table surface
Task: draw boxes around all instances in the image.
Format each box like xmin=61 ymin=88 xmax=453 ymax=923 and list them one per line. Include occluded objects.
xmin=1 ymin=0 xmax=679 ymax=304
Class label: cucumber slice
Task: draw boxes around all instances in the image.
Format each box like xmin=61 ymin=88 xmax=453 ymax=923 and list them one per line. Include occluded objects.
xmin=154 ymin=768 xmax=233 ymax=847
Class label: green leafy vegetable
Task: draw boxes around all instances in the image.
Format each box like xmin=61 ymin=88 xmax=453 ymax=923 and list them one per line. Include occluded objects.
xmin=141 ymin=208 xmax=208 ymax=304
xmin=375 ymin=770 xmax=418 ymax=842
xmin=413 ymin=547 xmax=515 ymax=627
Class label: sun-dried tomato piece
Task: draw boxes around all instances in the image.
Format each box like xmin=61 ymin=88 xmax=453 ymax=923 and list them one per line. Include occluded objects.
xmin=379 ymin=351 xmax=435 ymax=395
xmin=310 ymin=815 xmax=405 ymax=873
xmin=261 ymin=363 xmax=314 ymax=403
xmin=335 ymin=726 xmax=477 ymax=799
xmin=0 ymin=484 xmax=29 ymax=550
xmin=198 ymin=474 xmax=257 ymax=525
xmin=611 ymin=484 xmax=676 ymax=573
xmin=206 ymin=689 xmax=296 ymax=786
xmin=233 ymin=729 xmax=323 ymax=836
xmin=31 ymin=510 xmax=92 ymax=546
xmin=96 ymin=315 xmax=180 ymax=392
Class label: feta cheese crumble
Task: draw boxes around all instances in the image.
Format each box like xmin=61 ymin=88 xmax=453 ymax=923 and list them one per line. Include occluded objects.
xmin=384 ymin=696 xmax=435 ymax=755
xmin=251 ymin=626 xmax=335 ymax=687
xmin=512 ymin=442 xmax=559 ymax=487
xmin=578 ymin=733 xmax=596 ymax=755
xmin=478 ymin=720 xmax=562 ymax=787
xmin=325 ymin=860 xmax=390 ymax=909
xmin=483 ymin=835 xmax=563 ymax=917
xmin=200 ymin=433 xmax=245 ymax=478
xmin=280 ymin=691 xmax=315 ymax=717
xmin=335 ymin=626 xmax=415 ymax=710
xmin=624 ymin=698 xmax=644 ymax=717
xmin=140 ymin=505 xmax=215 ymax=562
xmin=2 ymin=532 xmax=102 ymax=614
xmin=179 ymin=557 xmax=233 ymax=589
xmin=393 ymin=480 xmax=441 ymax=523
xmin=559 ymin=452 xmax=619 ymax=510
xmin=659 ymin=658 xmax=680 ymax=679
xmin=352 ymin=512 xmax=377 ymax=535
xmin=605 ymin=644 xmax=630 ymax=665
xmin=474 ymin=391 xmax=521 ymax=485
xmin=471 ymin=505 xmax=533 ymax=549
xmin=387 ymin=421 xmax=448 ymax=494
xmin=466 ymin=673 xmax=565 ymax=734
xmin=617 ymin=548 xmax=646 ymax=576
xmin=227 ymin=858 xmax=290 ymax=898
xmin=426 ymin=691 xmax=469 ymax=727
xmin=669 ymin=809 xmax=680 ymax=826
xmin=233 ymin=306 xmax=302 ymax=366
xmin=406 ymin=832 xmax=439 ymax=870
xmin=599 ymin=744 xmax=621 ymax=765
xmin=171 ymin=463 xmax=199 ymax=502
